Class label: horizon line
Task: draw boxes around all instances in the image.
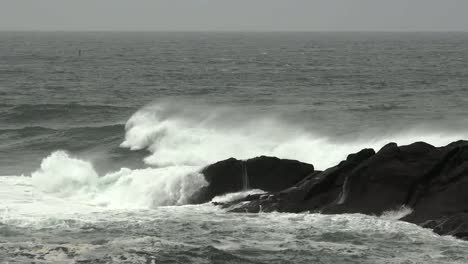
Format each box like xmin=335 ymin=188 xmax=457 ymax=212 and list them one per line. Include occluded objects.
xmin=1 ymin=29 xmax=468 ymax=33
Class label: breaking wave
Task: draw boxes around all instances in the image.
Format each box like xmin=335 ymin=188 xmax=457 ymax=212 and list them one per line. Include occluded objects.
xmin=25 ymin=100 xmax=468 ymax=208
xmin=121 ymin=101 xmax=467 ymax=170
xmin=31 ymin=151 xmax=207 ymax=209
xmin=211 ymin=189 xmax=265 ymax=204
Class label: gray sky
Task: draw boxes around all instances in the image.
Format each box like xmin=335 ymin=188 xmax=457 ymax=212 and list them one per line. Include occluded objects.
xmin=1 ymin=0 xmax=467 ymax=31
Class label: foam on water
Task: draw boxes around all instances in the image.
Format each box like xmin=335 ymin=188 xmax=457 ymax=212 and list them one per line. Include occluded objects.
xmin=380 ymin=205 xmax=414 ymax=220
xmin=121 ymin=101 xmax=468 ymax=170
xmin=9 ymin=100 xmax=466 ymax=213
xmin=3 ymin=32 xmax=468 ymax=263
xmin=2 ymin=175 xmax=468 ymax=263
xmin=1 ymin=101 xmax=467 ymax=263
xmin=30 ymin=151 xmax=207 ymax=209
xmin=211 ymin=189 xmax=265 ymax=204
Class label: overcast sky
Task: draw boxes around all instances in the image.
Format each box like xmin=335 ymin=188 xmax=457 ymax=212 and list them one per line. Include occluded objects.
xmin=1 ymin=0 xmax=467 ymax=31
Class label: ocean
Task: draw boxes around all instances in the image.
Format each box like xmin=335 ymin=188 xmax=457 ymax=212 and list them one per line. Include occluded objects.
xmin=1 ymin=32 xmax=468 ymax=263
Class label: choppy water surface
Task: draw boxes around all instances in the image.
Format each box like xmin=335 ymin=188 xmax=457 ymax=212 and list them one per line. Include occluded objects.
xmin=2 ymin=177 xmax=468 ymax=264
xmin=1 ymin=32 xmax=468 ymax=263
xmin=1 ymin=32 xmax=468 ymax=174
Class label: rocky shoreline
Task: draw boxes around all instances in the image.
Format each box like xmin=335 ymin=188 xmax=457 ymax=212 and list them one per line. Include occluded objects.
xmin=191 ymin=140 xmax=468 ymax=240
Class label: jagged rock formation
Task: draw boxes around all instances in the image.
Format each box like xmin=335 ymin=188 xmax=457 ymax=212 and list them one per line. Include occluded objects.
xmin=196 ymin=140 xmax=468 ymax=240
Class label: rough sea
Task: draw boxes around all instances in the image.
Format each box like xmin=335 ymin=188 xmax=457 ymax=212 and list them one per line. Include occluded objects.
xmin=1 ymin=32 xmax=468 ymax=263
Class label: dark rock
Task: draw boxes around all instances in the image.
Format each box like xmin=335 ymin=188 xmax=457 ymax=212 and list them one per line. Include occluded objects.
xmin=189 ymin=156 xmax=314 ymax=204
xmin=420 ymin=214 xmax=468 ymax=240
xmin=228 ymin=148 xmax=375 ymax=213
xmin=403 ymin=141 xmax=468 ymax=223
xmin=325 ymin=141 xmax=444 ymax=214
xmin=202 ymin=140 xmax=468 ymax=240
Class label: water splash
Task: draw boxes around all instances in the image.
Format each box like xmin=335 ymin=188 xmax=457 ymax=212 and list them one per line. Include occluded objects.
xmin=120 ymin=101 xmax=467 ymax=170
xmin=380 ymin=206 xmax=414 ymax=220
xmin=30 ymin=151 xmax=207 ymax=208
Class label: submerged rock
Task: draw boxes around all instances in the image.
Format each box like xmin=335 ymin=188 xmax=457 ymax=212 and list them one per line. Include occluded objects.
xmin=200 ymin=140 xmax=468 ymax=240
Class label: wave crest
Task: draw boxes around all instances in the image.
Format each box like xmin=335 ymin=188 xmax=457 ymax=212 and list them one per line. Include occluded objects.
xmin=27 ymin=101 xmax=468 ymax=208
xmin=31 ymin=151 xmax=207 ymax=208
xmin=120 ymin=101 xmax=467 ymax=170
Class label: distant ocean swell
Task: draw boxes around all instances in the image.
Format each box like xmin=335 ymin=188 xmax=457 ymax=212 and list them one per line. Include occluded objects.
xmin=0 ymin=124 xmax=124 ymax=151
xmin=0 ymin=103 xmax=134 ymax=127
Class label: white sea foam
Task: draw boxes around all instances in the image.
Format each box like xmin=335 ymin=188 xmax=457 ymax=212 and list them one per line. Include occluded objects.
xmin=30 ymin=151 xmax=207 ymax=209
xmin=121 ymin=101 xmax=467 ymax=170
xmin=31 ymin=151 xmax=99 ymax=197
xmin=211 ymin=189 xmax=265 ymax=204
xmin=8 ymin=101 xmax=468 ymax=213
xmin=380 ymin=205 xmax=414 ymax=220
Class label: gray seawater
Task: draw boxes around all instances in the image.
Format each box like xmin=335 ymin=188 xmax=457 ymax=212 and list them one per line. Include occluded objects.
xmin=1 ymin=32 xmax=468 ymax=263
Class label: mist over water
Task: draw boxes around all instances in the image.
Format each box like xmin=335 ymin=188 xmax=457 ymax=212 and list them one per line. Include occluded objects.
xmin=121 ymin=100 xmax=468 ymax=170
xmin=1 ymin=32 xmax=468 ymax=263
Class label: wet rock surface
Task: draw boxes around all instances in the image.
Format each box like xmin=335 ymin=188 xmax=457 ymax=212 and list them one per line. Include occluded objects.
xmin=202 ymin=140 xmax=468 ymax=240
xmin=189 ymin=156 xmax=315 ymax=204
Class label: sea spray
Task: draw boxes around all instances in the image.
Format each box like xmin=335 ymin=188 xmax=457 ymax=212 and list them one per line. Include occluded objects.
xmin=120 ymin=101 xmax=467 ymax=170
xmin=31 ymin=151 xmax=99 ymax=196
xmin=28 ymin=101 xmax=468 ymax=209
xmin=211 ymin=189 xmax=265 ymax=204
xmin=31 ymin=151 xmax=207 ymax=208
xmin=380 ymin=206 xmax=414 ymax=220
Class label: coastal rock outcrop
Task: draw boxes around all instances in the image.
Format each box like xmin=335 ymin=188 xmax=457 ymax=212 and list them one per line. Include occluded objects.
xmin=420 ymin=213 xmax=468 ymax=240
xmin=201 ymin=140 xmax=468 ymax=240
xmin=189 ymin=156 xmax=315 ymax=204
